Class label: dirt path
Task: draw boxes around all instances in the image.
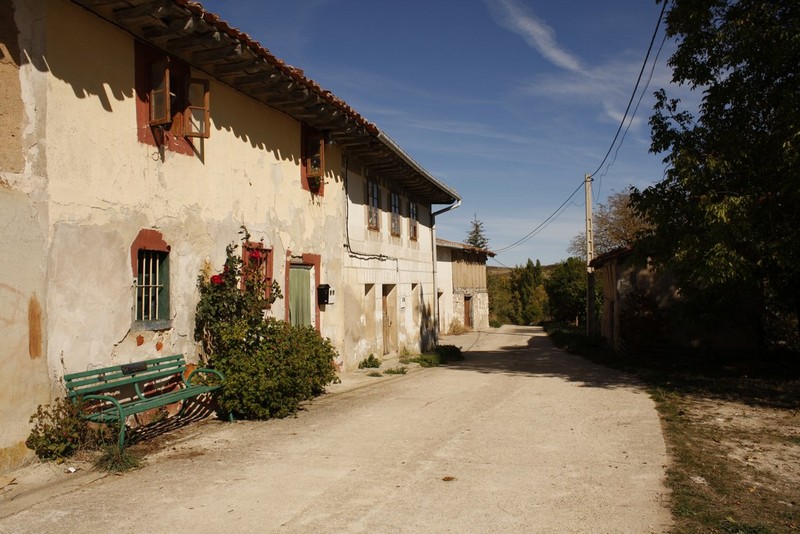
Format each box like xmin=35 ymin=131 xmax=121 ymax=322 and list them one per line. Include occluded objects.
xmin=1 ymin=326 xmax=672 ymax=533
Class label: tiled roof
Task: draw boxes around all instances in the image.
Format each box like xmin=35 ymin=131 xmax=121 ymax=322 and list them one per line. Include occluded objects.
xmin=436 ymin=238 xmax=495 ymax=257
xmin=71 ymin=0 xmax=460 ymax=205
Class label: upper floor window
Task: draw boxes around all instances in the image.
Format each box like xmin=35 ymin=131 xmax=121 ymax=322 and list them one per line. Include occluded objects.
xmin=302 ymin=127 xmax=324 ymax=194
xmin=135 ymin=41 xmax=210 ymax=155
xmin=409 ymin=201 xmax=418 ymax=240
xmin=368 ymin=179 xmax=380 ymax=230
xmin=390 ymin=192 xmax=401 ymax=236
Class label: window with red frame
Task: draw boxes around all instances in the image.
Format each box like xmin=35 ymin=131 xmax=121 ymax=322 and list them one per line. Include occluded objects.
xmin=302 ymin=126 xmax=324 ymax=194
xmin=242 ymin=242 xmax=273 ymax=301
xmin=135 ymin=41 xmax=210 ymax=153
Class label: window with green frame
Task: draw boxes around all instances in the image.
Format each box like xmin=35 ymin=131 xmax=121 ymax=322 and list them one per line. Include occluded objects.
xmin=135 ymin=249 xmax=170 ymax=328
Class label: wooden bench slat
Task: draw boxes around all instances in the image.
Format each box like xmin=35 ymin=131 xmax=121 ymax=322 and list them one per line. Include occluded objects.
xmin=64 ymin=354 xmax=185 ymax=381
xmin=65 ymin=368 xmax=185 ymax=395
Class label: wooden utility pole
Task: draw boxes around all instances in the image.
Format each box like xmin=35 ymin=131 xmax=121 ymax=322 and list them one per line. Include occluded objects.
xmin=585 ymin=174 xmax=595 ymax=335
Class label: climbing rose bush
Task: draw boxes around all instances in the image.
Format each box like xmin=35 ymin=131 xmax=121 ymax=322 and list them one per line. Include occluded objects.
xmin=195 ymin=230 xmax=338 ymax=419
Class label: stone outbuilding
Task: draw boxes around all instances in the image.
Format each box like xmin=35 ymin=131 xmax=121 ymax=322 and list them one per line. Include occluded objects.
xmin=436 ymin=239 xmax=494 ymax=333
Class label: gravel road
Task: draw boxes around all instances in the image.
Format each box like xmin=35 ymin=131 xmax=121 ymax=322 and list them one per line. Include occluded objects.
xmin=0 ymin=325 xmax=672 ymax=533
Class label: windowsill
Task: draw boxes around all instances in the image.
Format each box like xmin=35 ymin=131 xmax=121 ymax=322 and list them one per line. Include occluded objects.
xmin=133 ymin=319 xmax=172 ymax=332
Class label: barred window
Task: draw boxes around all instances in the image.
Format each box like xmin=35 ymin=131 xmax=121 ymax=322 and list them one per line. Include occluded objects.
xmin=135 ymin=249 xmax=169 ymax=323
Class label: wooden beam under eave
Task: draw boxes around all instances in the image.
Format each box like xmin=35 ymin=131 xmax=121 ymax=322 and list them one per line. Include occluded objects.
xmin=228 ymin=70 xmax=282 ymax=87
xmin=164 ymin=31 xmax=223 ymax=55
xmin=141 ymin=15 xmax=196 ymax=42
xmin=192 ymin=43 xmax=242 ymax=65
xmin=76 ymin=0 xmax=129 ymax=7
xmin=113 ymin=1 xmax=171 ymax=24
xmin=213 ymin=59 xmax=261 ymax=76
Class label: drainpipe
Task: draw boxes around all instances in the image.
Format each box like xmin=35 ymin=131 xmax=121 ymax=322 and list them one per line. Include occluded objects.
xmin=431 ymin=199 xmax=461 ymax=346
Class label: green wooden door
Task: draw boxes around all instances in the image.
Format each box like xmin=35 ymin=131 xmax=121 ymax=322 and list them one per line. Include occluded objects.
xmin=289 ymin=266 xmax=312 ymax=327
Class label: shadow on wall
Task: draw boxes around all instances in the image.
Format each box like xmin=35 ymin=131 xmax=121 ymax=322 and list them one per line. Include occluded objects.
xmin=12 ymin=1 xmax=302 ymax=163
xmin=419 ymin=285 xmax=435 ymax=352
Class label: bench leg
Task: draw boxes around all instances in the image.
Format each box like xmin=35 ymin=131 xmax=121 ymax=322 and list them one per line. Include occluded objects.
xmin=117 ymin=422 xmax=127 ymax=450
xmin=178 ymin=398 xmax=189 ymax=418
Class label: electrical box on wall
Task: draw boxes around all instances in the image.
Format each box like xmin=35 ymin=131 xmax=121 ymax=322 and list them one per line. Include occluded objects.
xmin=317 ymin=284 xmax=335 ymax=305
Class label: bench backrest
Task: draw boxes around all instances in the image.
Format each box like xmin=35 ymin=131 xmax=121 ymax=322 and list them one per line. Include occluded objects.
xmin=64 ymin=354 xmax=187 ymax=399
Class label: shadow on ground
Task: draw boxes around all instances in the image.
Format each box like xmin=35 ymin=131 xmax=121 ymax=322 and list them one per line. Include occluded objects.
xmin=441 ymin=328 xmax=644 ymax=391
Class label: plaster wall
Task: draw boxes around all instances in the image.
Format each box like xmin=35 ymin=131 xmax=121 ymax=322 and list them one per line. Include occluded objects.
xmin=0 ymin=0 xmax=52 ymax=473
xmin=436 ymin=248 xmax=455 ymax=334
xmin=36 ymin=0 xmax=349 ymax=380
xmin=339 ymin=167 xmax=437 ymax=367
xmin=1 ymin=0 xmax=453 ymax=470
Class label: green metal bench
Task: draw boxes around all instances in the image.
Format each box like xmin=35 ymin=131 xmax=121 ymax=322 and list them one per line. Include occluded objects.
xmin=64 ymin=354 xmax=224 ymax=449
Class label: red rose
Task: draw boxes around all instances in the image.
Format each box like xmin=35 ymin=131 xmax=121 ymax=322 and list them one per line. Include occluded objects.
xmin=210 ymin=274 xmax=224 ymax=286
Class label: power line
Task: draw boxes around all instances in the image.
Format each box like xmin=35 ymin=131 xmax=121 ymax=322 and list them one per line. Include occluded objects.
xmin=591 ymin=0 xmax=668 ymax=198
xmin=491 ymin=2 xmax=669 ymax=259
xmin=493 ymin=181 xmax=583 ymax=254
xmin=595 ymin=30 xmax=669 ymax=197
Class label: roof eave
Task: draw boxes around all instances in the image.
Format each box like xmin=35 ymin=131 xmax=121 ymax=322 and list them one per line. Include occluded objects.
xmin=70 ymin=0 xmax=459 ymax=205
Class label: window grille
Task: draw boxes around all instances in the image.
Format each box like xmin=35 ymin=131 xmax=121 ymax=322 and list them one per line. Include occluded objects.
xmin=135 ymin=250 xmax=169 ymax=322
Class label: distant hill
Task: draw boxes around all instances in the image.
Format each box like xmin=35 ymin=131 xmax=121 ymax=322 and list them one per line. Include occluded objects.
xmin=488 ymin=263 xmax=560 ymax=279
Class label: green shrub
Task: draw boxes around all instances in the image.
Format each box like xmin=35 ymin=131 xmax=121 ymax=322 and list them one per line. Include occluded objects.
xmin=213 ymin=318 xmax=339 ymax=419
xmin=26 ymin=398 xmax=90 ymax=460
xmin=195 ymin=230 xmax=338 ymax=420
xmin=358 ymin=354 xmax=381 ymax=369
xmin=489 ymin=318 xmax=503 ymax=328
xmin=384 ymin=366 xmax=407 ymax=375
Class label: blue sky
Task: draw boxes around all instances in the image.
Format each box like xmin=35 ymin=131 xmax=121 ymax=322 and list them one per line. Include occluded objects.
xmin=199 ymin=0 xmax=678 ymax=267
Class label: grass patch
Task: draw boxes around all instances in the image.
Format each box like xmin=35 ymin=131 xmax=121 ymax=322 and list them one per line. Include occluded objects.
xmin=366 ymin=371 xmax=382 ymax=377
xmin=545 ymin=322 xmax=800 ymax=534
xmin=358 ymin=354 xmax=381 ymax=369
xmin=93 ymin=445 xmax=143 ymax=473
xmin=384 ymin=366 xmax=407 ymax=375
xmin=409 ymin=353 xmax=440 ymax=367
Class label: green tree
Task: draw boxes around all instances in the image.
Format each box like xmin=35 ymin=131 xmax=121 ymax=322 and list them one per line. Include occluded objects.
xmin=465 ymin=214 xmax=489 ymax=250
xmin=510 ymin=259 xmax=548 ymax=325
xmin=630 ymin=0 xmax=800 ymax=345
xmin=487 ymin=269 xmax=513 ymax=325
xmin=544 ymin=258 xmax=587 ymax=325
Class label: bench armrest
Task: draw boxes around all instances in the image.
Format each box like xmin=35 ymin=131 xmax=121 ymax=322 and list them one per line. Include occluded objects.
xmin=184 ymin=367 xmax=225 ymax=387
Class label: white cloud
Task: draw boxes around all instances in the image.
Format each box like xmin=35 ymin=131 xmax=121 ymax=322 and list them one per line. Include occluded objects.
xmin=485 ymin=0 xmax=583 ymax=73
